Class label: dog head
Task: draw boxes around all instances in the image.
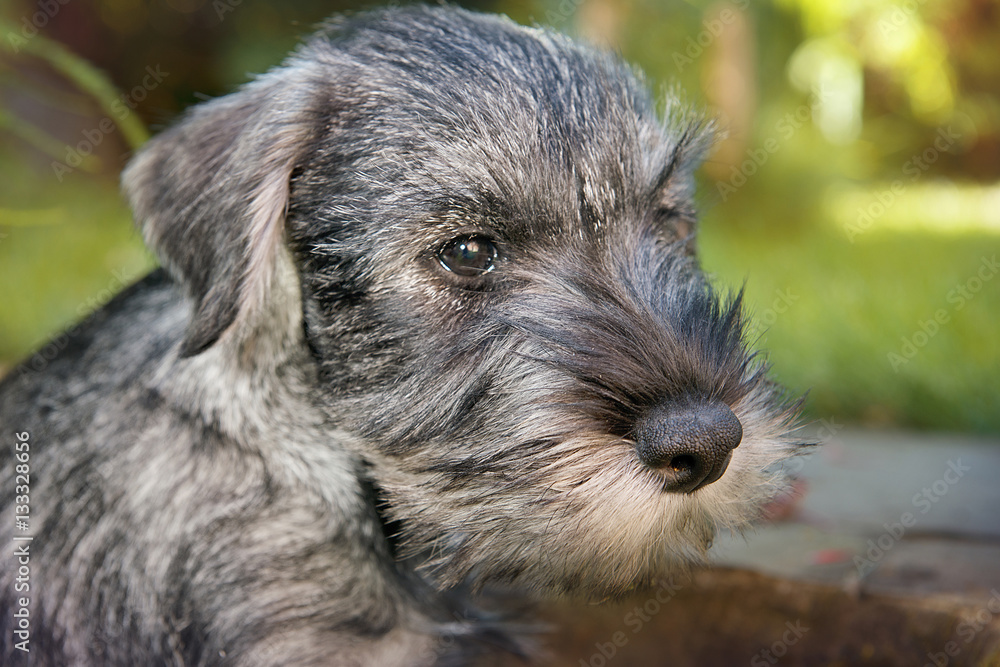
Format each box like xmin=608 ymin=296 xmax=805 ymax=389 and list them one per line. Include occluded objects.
xmin=124 ymin=6 xmax=803 ymax=600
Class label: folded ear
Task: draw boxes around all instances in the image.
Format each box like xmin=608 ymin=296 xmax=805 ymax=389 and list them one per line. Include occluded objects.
xmin=123 ymin=66 xmax=320 ymax=358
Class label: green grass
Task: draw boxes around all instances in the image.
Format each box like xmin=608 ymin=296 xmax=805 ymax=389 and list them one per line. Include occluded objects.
xmin=699 ymin=215 xmax=1000 ymax=434
xmin=0 ymin=179 xmax=154 ymax=364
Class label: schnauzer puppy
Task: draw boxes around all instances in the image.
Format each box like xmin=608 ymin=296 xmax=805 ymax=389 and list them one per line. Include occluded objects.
xmin=0 ymin=5 xmax=802 ymax=665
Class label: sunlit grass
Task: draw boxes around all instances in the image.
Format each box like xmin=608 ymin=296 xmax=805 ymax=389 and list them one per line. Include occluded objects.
xmin=827 ymin=182 xmax=1000 ymax=238
xmin=0 ymin=178 xmax=154 ymax=365
xmin=700 ymin=213 xmax=1000 ymax=434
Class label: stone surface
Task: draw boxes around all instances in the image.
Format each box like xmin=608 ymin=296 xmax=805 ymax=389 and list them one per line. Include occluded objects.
xmin=712 ymin=427 xmax=1000 ymax=597
xmin=529 ymin=428 xmax=1000 ymax=666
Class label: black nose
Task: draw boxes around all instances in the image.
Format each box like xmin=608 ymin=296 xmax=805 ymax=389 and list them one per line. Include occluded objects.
xmin=632 ymin=398 xmax=743 ymax=494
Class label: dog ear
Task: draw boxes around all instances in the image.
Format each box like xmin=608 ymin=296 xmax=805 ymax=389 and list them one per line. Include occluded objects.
xmin=122 ymin=67 xmax=318 ymax=358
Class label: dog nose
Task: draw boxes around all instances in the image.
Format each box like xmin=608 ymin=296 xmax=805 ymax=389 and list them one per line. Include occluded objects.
xmin=632 ymin=399 xmax=743 ymax=493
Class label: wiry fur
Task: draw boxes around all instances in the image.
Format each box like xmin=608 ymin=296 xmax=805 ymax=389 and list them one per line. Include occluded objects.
xmin=0 ymin=6 xmax=803 ymax=665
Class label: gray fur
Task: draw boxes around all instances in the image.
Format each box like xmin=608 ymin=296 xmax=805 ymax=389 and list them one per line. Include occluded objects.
xmin=0 ymin=6 xmax=804 ymax=665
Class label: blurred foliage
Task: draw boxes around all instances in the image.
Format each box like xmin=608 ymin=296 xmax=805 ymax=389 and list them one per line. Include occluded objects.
xmin=0 ymin=0 xmax=998 ymax=434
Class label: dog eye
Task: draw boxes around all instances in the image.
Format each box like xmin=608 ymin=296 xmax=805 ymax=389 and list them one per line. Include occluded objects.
xmin=437 ymin=235 xmax=498 ymax=277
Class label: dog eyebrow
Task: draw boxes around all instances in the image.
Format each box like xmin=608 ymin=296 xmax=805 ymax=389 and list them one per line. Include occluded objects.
xmin=651 ymin=149 xmax=682 ymax=197
xmin=427 ymin=190 xmax=506 ymax=225
xmin=648 ymin=121 xmax=705 ymax=201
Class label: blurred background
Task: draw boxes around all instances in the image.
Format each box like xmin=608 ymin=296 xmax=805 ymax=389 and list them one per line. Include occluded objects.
xmin=1 ymin=0 xmax=998 ymax=434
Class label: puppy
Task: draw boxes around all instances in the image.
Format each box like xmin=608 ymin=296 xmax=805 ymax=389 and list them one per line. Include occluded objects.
xmin=0 ymin=6 xmax=803 ymax=665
